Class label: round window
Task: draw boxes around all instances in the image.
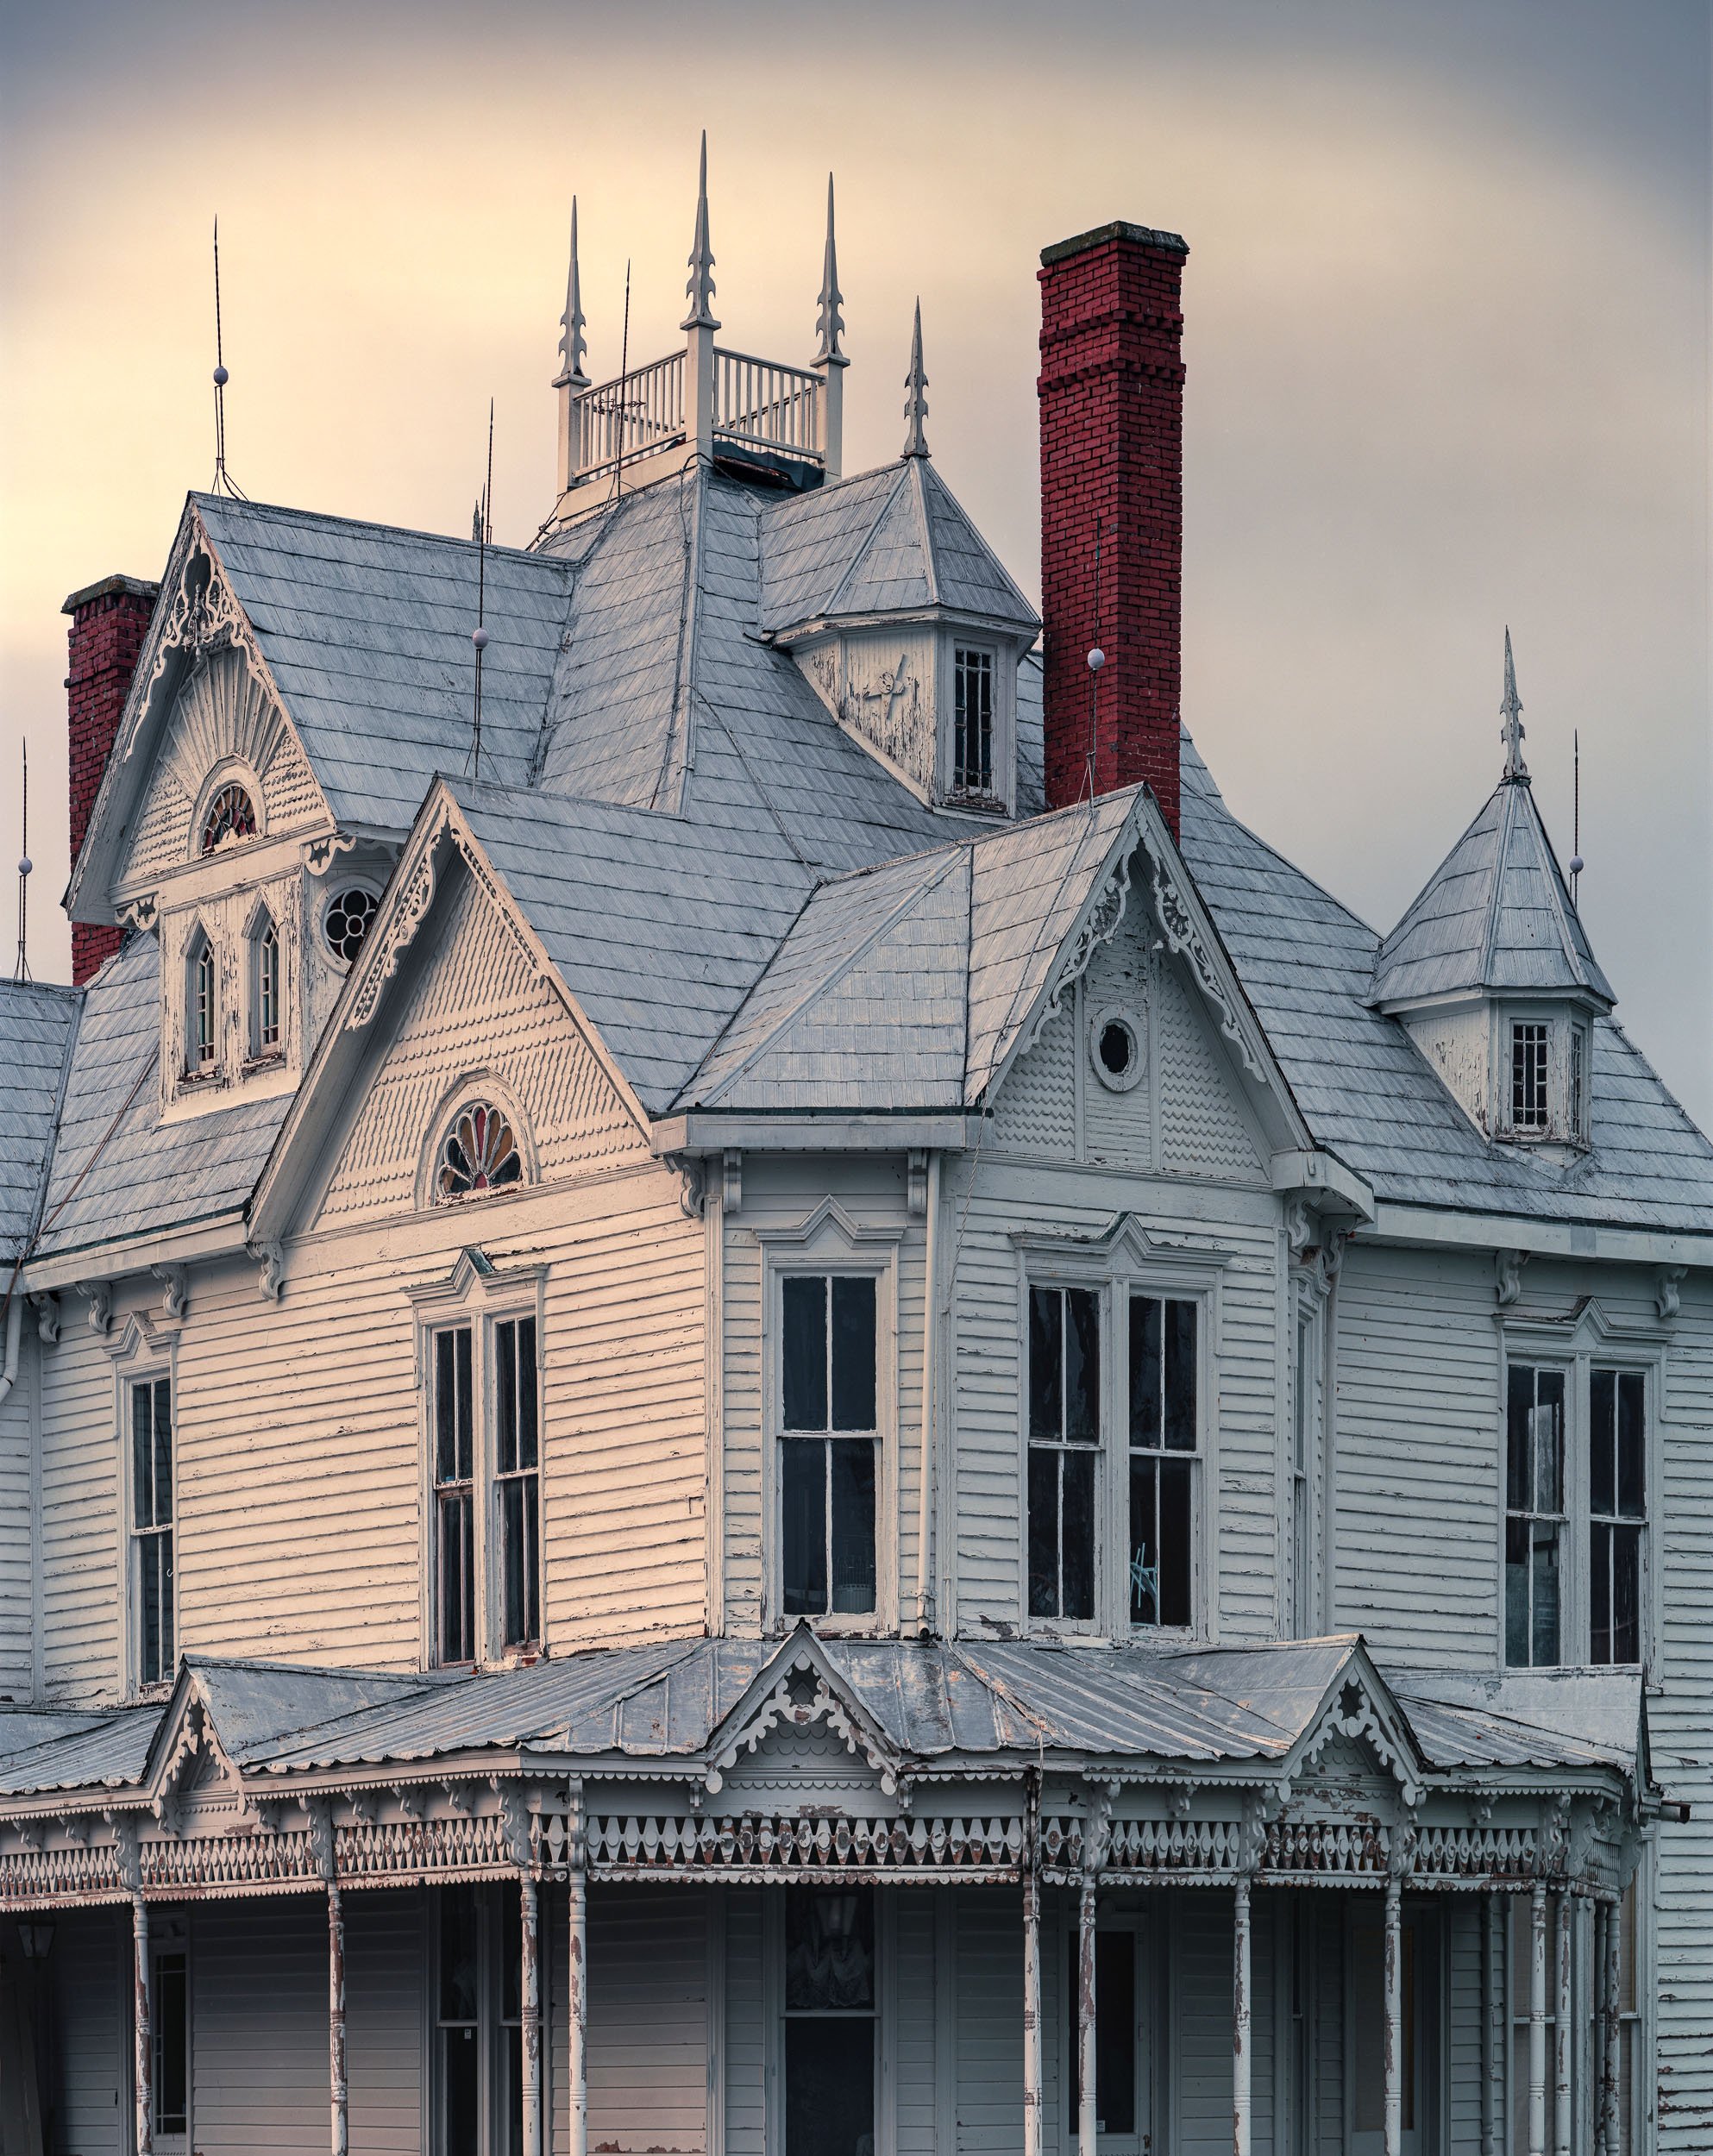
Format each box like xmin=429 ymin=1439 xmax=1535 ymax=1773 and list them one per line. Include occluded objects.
xmin=323 ymin=887 xmax=379 ymax=965
xmin=1089 ymin=1006 xmax=1146 ymax=1093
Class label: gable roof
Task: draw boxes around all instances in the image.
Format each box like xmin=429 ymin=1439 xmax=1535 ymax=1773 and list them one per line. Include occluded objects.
xmin=1371 ymin=774 xmax=1615 ymax=1009
xmin=0 ymin=981 xmax=78 ymax=1263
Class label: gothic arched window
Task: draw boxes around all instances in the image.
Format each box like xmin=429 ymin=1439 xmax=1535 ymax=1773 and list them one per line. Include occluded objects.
xmin=253 ymin=915 xmax=280 ymax=1056
xmin=187 ymin=930 xmax=216 ymax=1072
xmin=199 ymin=783 xmax=257 ymax=856
xmin=435 ymin=1102 xmax=524 ymax=1201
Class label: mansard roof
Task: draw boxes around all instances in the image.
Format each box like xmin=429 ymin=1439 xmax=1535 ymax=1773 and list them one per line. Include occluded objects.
xmin=0 ymin=981 xmax=78 ymax=1262
xmin=1370 ymin=774 xmax=1615 ymax=1011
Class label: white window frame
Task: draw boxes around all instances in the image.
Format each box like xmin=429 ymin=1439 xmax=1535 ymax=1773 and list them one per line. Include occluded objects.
xmin=1014 ymin=1222 xmax=1227 ymax=1643
xmin=763 ymin=1884 xmax=895 ymax=2156
xmin=150 ymin=1915 xmax=192 ymax=2156
xmin=934 ymin=634 xmax=1018 ymax=817
xmin=245 ymin=899 xmax=284 ymax=1064
xmin=1286 ymin=1282 xmax=1328 ymax=1639
xmin=1496 ymin=1006 xmax=1593 ymax=1148
xmin=408 ymin=1253 xmax=549 ymax=1671
xmin=757 ymin=1204 xmax=902 ymax=1638
xmin=108 ymin=1313 xmax=183 ymax=1701
xmin=429 ymin=1883 xmax=531 ymax=2156
xmin=1495 ymin=1306 xmax=1666 ymax=1674
xmin=1057 ymin=1905 xmax=1155 ymax=2154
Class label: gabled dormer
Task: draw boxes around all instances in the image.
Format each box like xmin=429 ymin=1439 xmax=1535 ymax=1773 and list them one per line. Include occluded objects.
xmin=1371 ymin=638 xmax=1614 ymax=1150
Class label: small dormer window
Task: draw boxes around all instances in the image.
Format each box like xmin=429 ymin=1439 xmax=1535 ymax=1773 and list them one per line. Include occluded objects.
xmin=1570 ymin=1025 xmax=1584 ymax=1139
xmin=199 ymin=782 xmax=257 ymax=856
xmin=952 ymin=648 xmax=995 ymax=796
xmin=1510 ymin=1022 xmax=1549 ymax=1131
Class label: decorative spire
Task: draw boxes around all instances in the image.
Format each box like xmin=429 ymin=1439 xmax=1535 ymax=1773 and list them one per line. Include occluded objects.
xmin=555 ymin=198 xmax=588 ymax=390
xmin=814 ymin=173 xmax=846 ymax=367
xmin=902 ymin=298 xmax=929 ymax=458
xmin=1500 ymin=625 xmax=1528 ymax=782
xmin=681 ymin=131 xmax=719 ymax=332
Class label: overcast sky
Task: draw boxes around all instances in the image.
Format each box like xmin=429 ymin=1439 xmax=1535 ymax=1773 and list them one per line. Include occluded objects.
xmin=2 ymin=0 xmax=1708 ymax=1123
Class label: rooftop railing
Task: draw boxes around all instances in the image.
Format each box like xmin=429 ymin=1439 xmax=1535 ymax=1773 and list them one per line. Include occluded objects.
xmin=571 ymin=345 xmax=826 ymax=483
xmin=574 ymin=351 xmax=686 ymax=479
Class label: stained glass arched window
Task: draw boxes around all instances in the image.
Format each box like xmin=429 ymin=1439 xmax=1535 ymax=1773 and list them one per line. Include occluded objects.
xmin=199 ymin=783 xmax=257 ymax=856
xmin=436 ymin=1102 xmax=524 ymax=1200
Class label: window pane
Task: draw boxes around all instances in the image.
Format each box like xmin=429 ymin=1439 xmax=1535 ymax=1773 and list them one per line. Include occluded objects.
xmin=829 ymin=1439 xmax=876 ymax=1614
xmin=1158 ymin=1456 xmax=1193 ymax=1628
xmin=496 ymin=1319 xmax=518 ymax=1475
xmin=1534 ymin=1370 xmax=1564 ymax=1512
xmin=159 ymin=1532 xmax=175 ymax=1681
xmin=439 ymin=1492 xmax=474 ymax=1663
xmin=1530 ymin=1524 xmax=1560 ymax=1666
xmin=518 ymin=1317 xmax=539 ymax=1470
xmin=439 ymin=1884 xmax=480 ymax=2021
xmin=1590 ymin=1367 xmax=1616 ymax=1516
xmin=1612 ymin=1525 xmax=1641 ymax=1665
xmin=439 ymin=2030 xmax=479 ymax=2156
xmin=785 ymin=2022 xmax=875 ymax=2156
xmin=830 ymin=1276 xmax=876 ymax=1431
xmin=1591 ymin=1521 xmax=1612 ymax=1665
xmin=501 ymin=2024 xmax=524 ymax=2156
xmin=502 ymin=1476 xmax=539 ymax=1647
xmin=1504 ymin=1518 xmax=1531 ymax=1667
xmin=1027 ymin=1446 xmax=1059 ymax=1619
xmin=132 ymin=1383 xmax=154 ymax=1530
xmin=500 ymin=1885 xmax=522 ymax=2020
xmin=1030 ymin=1288 xmax=1063 ymax=1439
xmin=1065 ymin=1288 xmax=1101 ymax=1441
xmin=455 ymin=1328 xmax=474 ymax=1479
xmin=782 ymin=1440 xmax=828 ymax=1616
xmin=1616 ymin=1372 xmax=1644 ymax=1518
xmin=1164 ymin=1300 xmax=1196 ymax=1450
xmin=154 ymin=1950 xmax=188 ymax=2134
xmin=152 ymin=1380 xmax=173 ymax=1525
xmin=1061 ymin=1447 xmax=1095 ymax=1621
xmin=1129 ymin=1297 xmax=1162 ymax=1449
xmin=785 ymin=1886 xmax=875 ymax=2009
xmin=1128 ymin=1456 xmax=1160 ymax=1625
xmin=783 ymin=1277 xmax=829 ymax=1431
xmin=1506 ymin=1366 xmax=1534 ymax=1512
xmin=1096 ymin=1929 xmax=1137 ymax=2133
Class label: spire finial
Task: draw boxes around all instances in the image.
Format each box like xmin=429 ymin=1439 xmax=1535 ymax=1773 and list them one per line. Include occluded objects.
xmin=902 ymin=298 xmax=930 ymax=458
xmin=1500 ymin=625 xmax=1528 ymax=781
xmin=555 ymin=197 xmax=588 ymax=390
xmin=815 ymin=173 xmax=846 ymax=367
xmin=681 ymin=131 xmax=719 ymax=332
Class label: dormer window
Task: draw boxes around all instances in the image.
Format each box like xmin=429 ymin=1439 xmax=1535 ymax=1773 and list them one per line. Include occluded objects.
xmin=1498 ymin=1013 xmax=1591 ymax=1146
xmin=952 ymin=648 xmax=995 ymax=797
xmin=199 ymin=781 xmax=257 ymax=856
xmin=186 ymin=931 xmax=216 ymax=1073
xmin=1511 ymin=1023 xmax=1549 ymax=1131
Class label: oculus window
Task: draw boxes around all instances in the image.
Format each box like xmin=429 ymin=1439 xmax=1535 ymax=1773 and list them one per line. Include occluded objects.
xmin=780 ymin=1275 xmax=877 ymax=1619
xmin=323 ymin=884 xmax=379 ymax=965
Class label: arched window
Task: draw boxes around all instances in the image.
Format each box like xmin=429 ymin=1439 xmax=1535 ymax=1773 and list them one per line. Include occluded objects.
xmin=187 ymin=931 xmax=216 ymax=1072
xmin=435 ymin=1102 xmax=524 ymax=1200
xmin=253 ymin=915 xmax=280 ymax=1056
xmin=199 ymin=782 xmax=257 ymax=856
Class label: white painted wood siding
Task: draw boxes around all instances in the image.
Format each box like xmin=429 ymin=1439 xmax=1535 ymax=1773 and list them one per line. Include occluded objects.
xmin=723 ymin=1888 xmax=766 ymax=2156
xmin=954 ymin=1887 xmax=1024 ymax=2155
xmin=192 ymin=1896 xmax=325 ymax=2152
xmin=586 ymin=1884 xmax=708 ymax=2153
xmin=47 ymin=1906 xmax=127 ymax=2154
xmin=0 ymin=1329 xmax=36 ymax=1696
xmin=37 ymin=1296 xmax=128 ymax=1697
xmin=347 ymin=1887 xmax=426 ymax=2155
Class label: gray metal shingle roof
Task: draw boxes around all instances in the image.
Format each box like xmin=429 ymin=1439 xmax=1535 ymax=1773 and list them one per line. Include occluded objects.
xmin=0 ymin=981 xmax=78 ymax=1262
xmin=1371 ymin=774 xmax=1615 ymax=1009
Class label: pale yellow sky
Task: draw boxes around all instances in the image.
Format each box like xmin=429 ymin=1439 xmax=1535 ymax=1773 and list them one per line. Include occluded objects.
xmin=3 ymin=0 xmax=1708 ymax=1121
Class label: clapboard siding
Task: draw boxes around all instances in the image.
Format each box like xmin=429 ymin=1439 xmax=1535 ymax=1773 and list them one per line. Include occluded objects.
xmin=725 ymin=1888 xmax=766 ymax=2156
xmin=1174 ymin=1891 xmax=1236 ymax=2154
xmin=956 ymin=1887 xmax=1024 ymax=2155
xmin=0 ymin=1330 xmax=35 ymax=1697
xmin=192 ymin=1896 xmax=325 ymax=2151
xmin=584 ymin=1884 xmax=708 ymax=2153
xmin=38 ymin=1289 xmax=131 ymax=1699
xmin=895 ymin=1890 xmax=938 ymax=2156
xmin=1446 ymin=1898 xmax=1482 ymax=2153
xmin=348 ymin=1888 xmax=425 ymax=2154
xmin=48 ymin=1906 xmax=127 ymax=2153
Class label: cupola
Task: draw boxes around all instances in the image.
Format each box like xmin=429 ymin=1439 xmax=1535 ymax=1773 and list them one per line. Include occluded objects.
xmin=1371 ymin=636 xmax=1613 ymax=1150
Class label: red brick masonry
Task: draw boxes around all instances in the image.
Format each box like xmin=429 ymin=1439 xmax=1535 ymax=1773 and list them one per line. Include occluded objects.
xmin=63 ymin=573 xmax=158 ymax=984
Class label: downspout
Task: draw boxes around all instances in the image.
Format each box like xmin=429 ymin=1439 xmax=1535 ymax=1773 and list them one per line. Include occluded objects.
xmin=916 ymin=1150 xmax=941 ymax=1635
xmin=0 ymin=1283 xmax=21 ymax=1406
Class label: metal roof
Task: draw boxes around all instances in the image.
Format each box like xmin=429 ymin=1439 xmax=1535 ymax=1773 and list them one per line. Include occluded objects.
xmin=0 ymin=981 xmax=78 ymax=1262
xmin=1371 ymin=775 xmax=1615 ymax=1010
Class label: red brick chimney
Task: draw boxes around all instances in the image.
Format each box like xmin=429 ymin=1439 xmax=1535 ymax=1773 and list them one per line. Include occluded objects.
xmin=63 ymin=573 xmax=159 ymax=985
xmin=1038 ymin=222 xmax=1188 ymax=834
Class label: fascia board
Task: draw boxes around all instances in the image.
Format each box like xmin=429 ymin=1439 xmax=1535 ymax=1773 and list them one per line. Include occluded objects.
xmin=768 ymin=605 xmax=1038 ymax=649
xmin=1365 ymin=1200 xmax=1713 ymax=1271
xmin=21 ymin=1211 xmax=251 ymax=1295
xmin=1270 ymin=1150 xmax=1377 ymax=1222
xmin=652 ymin=1112 xmax=977 ymax=1155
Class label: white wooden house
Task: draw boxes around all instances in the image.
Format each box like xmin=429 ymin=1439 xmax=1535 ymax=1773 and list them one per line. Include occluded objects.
xmin=1 ymin=154 xmax=1710 ymax=2156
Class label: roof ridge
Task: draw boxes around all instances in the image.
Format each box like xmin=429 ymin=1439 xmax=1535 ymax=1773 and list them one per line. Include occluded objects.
xmin=1474 ymin=780 xmax=1515 ymax=987
xmin=192 ymin=490 xmax=573 ymax=573
xmin=907 ymin=457 xmax=938 ymax=610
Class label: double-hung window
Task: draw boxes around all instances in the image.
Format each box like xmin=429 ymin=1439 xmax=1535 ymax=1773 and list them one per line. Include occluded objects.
xmin=782 ymin=1886 xmax=876 ymax=2156
xmin=1504 ymin=1363 xmax=1565 ymax=1666
xmin=780 ymin=1275 xmax=878 ymax=1619
xmin=1590 ymin=1366 xmax=1646 ymax=1667
xmin=152 ymin=1927 xmax=191 ymax=2153
xmin=493 ymin=1318 xmax=541 ymax=1651
xmin=131 ymin=1376 xmax=175 ymax=1689
xmin=434 ymin=1884 xmax=525 ymax=2156
xmin=1027 ymin=1285 xmax=1101 ymax=1623
xmin=1127 ymin=1294 xmax=1195 ymax=1629
xmin=433 ymin=1327 xmax=477 ymax=1665
xmin=952 ymin=647 xmax=995 ymax=796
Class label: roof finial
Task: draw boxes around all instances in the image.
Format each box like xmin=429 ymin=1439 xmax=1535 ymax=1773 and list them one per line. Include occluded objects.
xmin=902 ymin=298 xmax=929 ymax=458
xmin=681 ymin=131 xmax=719 ymax=332
xmin=1500 ymin=625 xmax=1528 ymax=782
xmin=555 ymin=198 xmax=589 ymax=390
xmin=814 ymin=173 xmax=846 ymax=367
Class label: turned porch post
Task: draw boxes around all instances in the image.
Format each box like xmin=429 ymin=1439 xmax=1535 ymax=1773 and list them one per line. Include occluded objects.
xmin=568 ymin=1787 xmax=589 ymax=2156
xmin=1233 ymin=1876 xmax=1252 ymax=2156
xmin=1022 ymin=1771 xmax=1044 ymax=2156
xmin=1600 ymin=1894 xmax=1621 ymax=2156
xmin=131 ymin=1890 xmax=154 ymax=2156
xmin=1077 ymin=1875 xmax=1097 ymax=2156
xmin=328 ymin=1883 xmax=348 ymax=2156
xmin=1528 ymin=1882 xmax=1548 ymax=2156
xmin=1553 ymin=1890 xmax=1572 ymax=2156
xmin=1482 ymin=1891 xmax=1503 ymax=2156
xmin=1383 ymin=1877 xmax=1402 ymax=2156
xmin=522 ymin=1875 xmax=543 ymax=2156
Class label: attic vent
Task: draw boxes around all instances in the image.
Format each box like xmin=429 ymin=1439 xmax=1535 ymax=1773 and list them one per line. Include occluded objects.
xmin=1089 ymin=1006 xmax=1146 ymax=1094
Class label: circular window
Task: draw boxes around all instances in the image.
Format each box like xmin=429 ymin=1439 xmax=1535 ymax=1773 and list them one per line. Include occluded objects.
xmin=1089 ymin=1006 xmax=1146 ymax=1094
xmin=436 ymin=1101 xmax=524 ymax=1200
xmin=323 ymin=887 xmax=379 ymax=965
xmin=200 ymin=782 xmax=257 ymax=856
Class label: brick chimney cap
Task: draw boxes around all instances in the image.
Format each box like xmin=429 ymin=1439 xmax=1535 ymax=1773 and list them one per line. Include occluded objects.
xmin=61 ymin=573 xmax=160 ymax=617
xmin=1039 ymin=222 xmax=1189 ymax=268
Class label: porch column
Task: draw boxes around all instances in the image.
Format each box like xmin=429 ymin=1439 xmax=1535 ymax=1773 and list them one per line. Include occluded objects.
xmin=1596 ymin=1889 xmax=1604 ymax=2156
xmin=329 ymin=1883 xmax=348 ymax=2156
xmin=1077 ymin=1876 xmax=1097 ymax=2156
xmin=521 ymin=1875 xmax=543 ymax=2156
xmin=1383 ymin=1877 xmax=1402 ymax=2156
xmin=1553 ymin=1890 xmax=1572 ymax=2156
xmin=1022 ymin=1774 xmax=1044 ymax=2156
xmin=568 ymin=1801 xmax=589 ymax=2156
xmin=1528 ymin=1882 xmax=1548 ymax=2156
xmin=131 ymin=1891 xmax=154 ymax=2156
xmin=1482 ymin=1891 xmax=1503 ymax=2156
xmin=1233 ymin=1876 xmax=1252 ymax=2156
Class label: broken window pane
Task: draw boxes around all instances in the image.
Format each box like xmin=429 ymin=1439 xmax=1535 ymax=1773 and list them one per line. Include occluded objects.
xmin=1505 ymin=1363 xmax=1564 ymax=1667
xmin=1129 ymin=1298 xmax=1196 ymax=1629
xmin=1028 ymin=1286 xmax=1101 ymax=1622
